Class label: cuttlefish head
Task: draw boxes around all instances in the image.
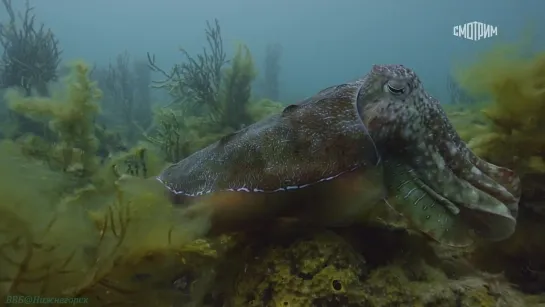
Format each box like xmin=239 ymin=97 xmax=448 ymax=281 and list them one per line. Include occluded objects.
xmin=355 ymin=64 xmax=520 ymax=246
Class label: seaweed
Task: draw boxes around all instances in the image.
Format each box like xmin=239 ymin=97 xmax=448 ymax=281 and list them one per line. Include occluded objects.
xmin=0 ymin=0 xmax=63 ymax=141
xmin=0 ymin=138 xmax=218 ymax=305
xmin=0 ymin=0 xmax=61 ymax=96
xmin=103 ymin=52 xmax=137 ymax=140
xmin=100 ymin=52 xmax=153 ymax=142
xmin=219 ymin=43 xmax=257 ymax=130
xmin=143 ymin=108 xmax=187 ymax=162
xmin=148 ymin=19 xmax=257 ymax=132
xmin=246 ymin=98 xmax=284 ymax=123
xmin=446 ymin=74 xmax=476 ymax=105
xmin=143 ymin=97 xmax=283 ymax=163
xmin=132 ymin=60 xmax=153 ymax=130
xmin=449 ymin=43 xmax=545 ymax=295
xmin=0 ymin=60 xmax=226 ymax=303
xmin=147 ymin=19 xmax=227 ymax=120
xmin=144 ymin=20 xmax=289 ymax=163
xmin=5 ymin=62 xmax=101 ymax=178
xmin=454 ymin=45 xmax=545 ymax=209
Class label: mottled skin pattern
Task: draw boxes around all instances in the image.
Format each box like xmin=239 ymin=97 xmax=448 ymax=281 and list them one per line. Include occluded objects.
xmin=158 ymin=64 xmax=521 ymax=246
xmin=158 ymin=83 xmax=380 ymax=194
xmin=356 ymin=65 xmax=520 ymax=245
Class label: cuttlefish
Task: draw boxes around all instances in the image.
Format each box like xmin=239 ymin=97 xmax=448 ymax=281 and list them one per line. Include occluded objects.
xmin=157 ymin=64 xmax=520 ymax=247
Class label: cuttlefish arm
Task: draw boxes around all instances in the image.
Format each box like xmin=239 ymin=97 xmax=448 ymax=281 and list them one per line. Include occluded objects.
xmin=357 ymin=64 xmax=520 ymax=246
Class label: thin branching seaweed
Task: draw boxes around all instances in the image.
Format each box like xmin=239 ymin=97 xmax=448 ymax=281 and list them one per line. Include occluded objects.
xmin=0 ymin=0 xmax=61 ymax=96
xmin=148 ymin=19 xmax=227 ymax=120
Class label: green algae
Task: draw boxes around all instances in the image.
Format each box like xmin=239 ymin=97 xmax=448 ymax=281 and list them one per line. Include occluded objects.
xmin=0 ymin=63 xmax=216 ymax=306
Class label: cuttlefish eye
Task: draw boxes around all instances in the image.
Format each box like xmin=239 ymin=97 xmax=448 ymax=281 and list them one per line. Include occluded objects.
xmin=385 ymin=81 xmax=409 ymax=95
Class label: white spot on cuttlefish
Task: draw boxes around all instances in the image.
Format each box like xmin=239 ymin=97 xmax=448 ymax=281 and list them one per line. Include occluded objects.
xmin=157 ymin=165 xmax=360 ymax=197
xmin=470 ymin=166 xmax=482 ymax=175
xmin=448 ymin=143 xmax=458 ymax=156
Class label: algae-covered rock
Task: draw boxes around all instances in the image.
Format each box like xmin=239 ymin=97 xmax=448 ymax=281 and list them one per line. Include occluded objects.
xmin=228 ymin=230 xmax=529 ymax=307
xmin=232 ymin=231 xmax=368 ymax=306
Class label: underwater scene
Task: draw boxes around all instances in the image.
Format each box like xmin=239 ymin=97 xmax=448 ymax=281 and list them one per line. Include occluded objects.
xmin=0 ymin=0 xmax=544 ymax=306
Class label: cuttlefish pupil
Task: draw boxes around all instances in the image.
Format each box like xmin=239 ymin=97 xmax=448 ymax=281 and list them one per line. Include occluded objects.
xmin=387 ymin=84 xmax=405 ymax=94
xmin=156 ymin=64 xmax=521 ymax=248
